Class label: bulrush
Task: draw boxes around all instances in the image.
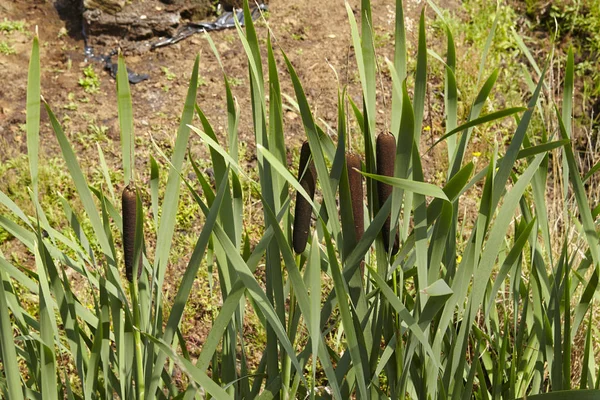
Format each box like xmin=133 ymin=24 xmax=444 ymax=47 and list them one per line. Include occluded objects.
xmin=122 ymin=184 xmax=142 ymax=282
xmin=376 ymin=132 xmax=399 ymax=254
xmin=346 ymin=153 xmax=364 ymax=244
xmin=293 ymin=141 xmax=317 ymax=254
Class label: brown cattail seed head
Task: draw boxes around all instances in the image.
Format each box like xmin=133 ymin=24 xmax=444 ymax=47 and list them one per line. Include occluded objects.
xmin=293 ymin=141 xmax=317 ymax=254
xmin=122 ymin=185 xmax=142 ymax=282
xmin=346 ymin=153 xmax=364 ymax=243
xmin=376 ymin=132 xmax=399 ymax=254
xmin=347 ymin=152 xmax=364 ymax=276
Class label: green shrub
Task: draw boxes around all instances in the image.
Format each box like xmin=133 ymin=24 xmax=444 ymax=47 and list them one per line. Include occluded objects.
xmin=0 ymin=1 xmax=599 ymax=399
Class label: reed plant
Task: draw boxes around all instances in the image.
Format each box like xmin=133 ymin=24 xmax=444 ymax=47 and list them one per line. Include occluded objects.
xmin=1 ymin=0 xmax=599 ymax=399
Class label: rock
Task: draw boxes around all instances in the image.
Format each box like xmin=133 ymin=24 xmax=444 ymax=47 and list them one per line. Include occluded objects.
xmin=83 ymin=0 xmax=125 ymax=14
xmin=178 ymin=0 xmax=215 ymax=22
xmin=84 ymin=8 xmax=181 ymax=41
xmin=83 ymin=0 xmax=214 ymax=48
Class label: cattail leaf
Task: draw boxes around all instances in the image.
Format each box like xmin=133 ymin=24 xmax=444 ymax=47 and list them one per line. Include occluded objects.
xmin=485 ymin=217 xmax=536 ymax=318
xmin=358 ymin=171 xmax=448 ymax=200
xmin=515 ymin=390 xmax=600 ymax=400
xmin=572 ymin=271 xmax=598 ymax=341
xmin=97 ymin=143 xmax=116 ymax=202
xmin=36 ymin=246 xmax=58 ymax=400
xmin=517 ymin=139 xmax=570 ymax=159
xmin=84 ymin=309 xmax=103 ymax=398
xmin=260 ymin=199 xmax=342 ymax=398
xmin=143 ymin=335 xmax=230 ymax=399
xmin=191 ymin=202 xmax=285 ymax=375
xmin=307 ymin=229 xmax=321 ymax=397
xmin=427 ymin=200 xmax=453 ymax=283
xmin=391 ymin=0 xmax=407 ymax=136
xmin=150 ymin=155 xmax=159 ymax=229
xmin=368 ymin=265 xmax=440 ymax=368
xmin=413 ymin=8 xmax=427 ymax=141
xmin=429 ymin=107 xmax=527 ymax=151
xmin=0 ymin=269 xmax=24 ymax=400
xmin=583 ymin=159 xmax=600 ymax=184
xmin=445 ymin=25 xmax=458 ymax=162
xmin=580 ymin=312 xmax=595 ymax=389
xmin=45 ymin=102 xmax=114 ymax=260
xmin=448 ymin=69 xmax=499 ymax=177
xmin=117 ymin=54 xmax=134 ymax=186
xmin=188 ymin=124 xmax=247 ymax=179
xmin=511 ymin=28 xmax=542 ymax=77
xmin=557 ymin=110 xmax=600 ymax=268
xmin=211 ymin=214 xmax=308 ymax=388
xmin=0 ymin=191 xmax=33 ymax=229
xmin=322 ymin=224 xmax=369 ymax=398
xmin=147 ymin=163 xmax=227 ymax=397
xmin=475 ymin=2 xmax=500 ymax=86
xmin=26 ymin=34 xmax=40 ymax=197
xmin=257 ymin=144 xmax=316 ymax=213
xmin=283 ymin=52 xmax=341 ymax=243
xmin=449 ymin=153 xmax=545 ymax=383
xmin=492 ymin=63 xmax=547 ymax=209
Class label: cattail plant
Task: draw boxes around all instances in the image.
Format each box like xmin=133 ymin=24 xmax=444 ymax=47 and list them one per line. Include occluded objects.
xmin=376 ymin=132 xmax=399 ymax=254
xmin=122 ymin=184 xmax=142 ymax=281
xmin=292 ymin=141 xmax=317 ymax=254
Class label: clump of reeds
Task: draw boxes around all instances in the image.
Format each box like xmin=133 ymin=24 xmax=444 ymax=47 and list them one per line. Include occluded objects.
xmin=293 ymin=141 xmax=317 ymax=254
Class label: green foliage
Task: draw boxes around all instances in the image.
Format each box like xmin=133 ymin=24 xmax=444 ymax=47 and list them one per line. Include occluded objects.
xmin=0 ymin=41 xmax=16 ymax=55
xmin=0 ymin=18 xmax=25 ymax=33
xmin=525 ymin=0 xmax=600 ymax=103
xmin=78 ymin=65 xmax=100 ymax=94
xmin=0 ymin=1 xmax=599 ymax=399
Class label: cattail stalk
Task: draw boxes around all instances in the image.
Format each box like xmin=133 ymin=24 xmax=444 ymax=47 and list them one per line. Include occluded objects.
xmin=376 ymin=132 xmax=399 ymax=254
xmin=293 ymin=141 xmax=317 ymax=254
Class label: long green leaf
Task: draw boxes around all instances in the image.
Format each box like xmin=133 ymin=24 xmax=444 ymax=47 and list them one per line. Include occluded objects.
xmin=0 ymin=269 xmax=24 ymax=400
xmin=117 ymin=53 xmax=134 ymax=185
xmin=27 ymin=34 xmax=40 ymax=197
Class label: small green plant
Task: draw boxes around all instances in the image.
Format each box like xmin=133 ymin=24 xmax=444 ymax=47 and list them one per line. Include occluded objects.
xmin=63 ymin=92 xmax=78 ymax=111
xmin=0 ymin=41 xmax=15 ymax=55
xmin=161 ymin=66 xmax=176 ymax=81
xmin=78 ymin=64 xmax=100 ymax=93
xmin=226 ymin=76 xmax=243 ymax=86
xmin=0 ymin=18 xmax=25 ymax=33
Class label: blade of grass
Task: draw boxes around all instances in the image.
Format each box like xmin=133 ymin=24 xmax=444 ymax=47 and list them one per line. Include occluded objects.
xmin=27 ymin=34 xmax=40 ymax=198
xmin=151 ymin=54 xmax=200 ymax=343
xmin=117 ymin=53 xmax=134 ymax=186
xmin=358 ymin=171 xmax=449 ymax=200
xmin=0 ymin=269 xmax=24 ymax=400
